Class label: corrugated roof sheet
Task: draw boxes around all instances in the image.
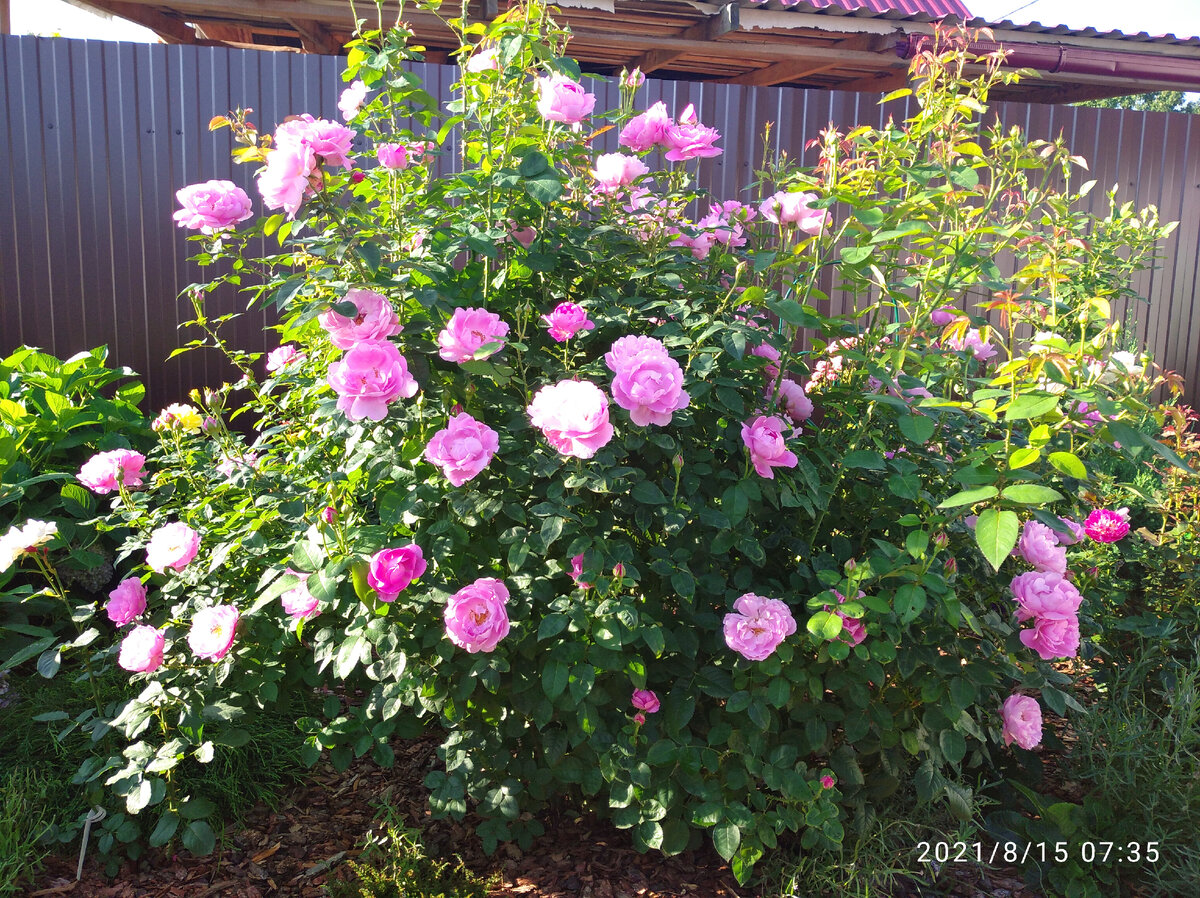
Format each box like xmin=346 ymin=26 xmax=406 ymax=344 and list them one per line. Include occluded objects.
xmin=778 ymin=0 xmax=972 ymax=18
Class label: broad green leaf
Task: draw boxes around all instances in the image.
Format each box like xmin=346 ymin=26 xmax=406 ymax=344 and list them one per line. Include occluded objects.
xmin=1048 ymin=451 xmax=1087 ymax=479
xmin=937 ymin=485 xmax=998 ymax=508
xmin=1001 ymin=484 xmax=1063 ymax=505
xmin=974 ymin=508 xmax=1019 ymax=571
xmin=807 ymin=610 xmax=843 ymax=641
xmin=898 ymin=414 xmax=935 ymax=444
xmin=1008 ymin=447 xmax=1040 ymax=469
xmin=1004 ymin=392 xmax=1058 ymax=420
xmin=182 ymin=820 xmax=215 ymax=856
xmin=712 ymin=821 xmax=740 ymax=861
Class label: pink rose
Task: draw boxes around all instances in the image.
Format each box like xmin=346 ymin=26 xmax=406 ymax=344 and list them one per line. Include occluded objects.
xmin=542 ymin=302 xmax=595 ymax=342
xmin=444 ymin=578 xmax=510 ymax=653
xmin=188 ymin=605 xmax=239 ymax=661
xmin=437 ymin=307 xmax=510 ymax=364
xmin=338 ymin=79 xmax=368 ymax=121
xmin=266 ymin=343 xmax=305 ymax=373
xmin=774 ymin=379 xmax=814 ymax=423
xmin=424 ymin=414 xmax=499 ymax=487
xmin=723 ymin=593 xmax=797 ymax=661
xmin=1020 ymin=612 xmax=1080 ymax=660
xmin=257 ymin=142 xmax=318 ymax=219
xmin=825 ymin=590 xmax=866 ymax=646
xmin=758 ymin=191 xmax=827 ymax=235
xmin=1010 ymin=570 xmax=1082 ymax=621
xmin=663 ymin=104 xmax=721 ymax=162
xmin=368 ymin=545 xmax=428 ymax=602
xmin=592 ymin=153 xmax=649 ymax=193
xmin=604 ymin=334 xmax=669 ymax=370
xmin=173 ymin=180 xmax=254 ymax=234
xmin=78 ymin=449 xmax=147 ymax=494
xmin=930 ymin=305 xmax=959 ymax=326
xmin=619 ymin=101 xmax=672 ymax=152
xmin=274 ymin=114 xmax=355 ymax=169
xmin=1016 ymin=520 xmax=1068 ymax=574
xmin=741 ymin=415 xmax=798 ymax=479
xmin=1055 ymin=517 xmax=1086 ymax=546
xmin=536 ymin=74 xmax=596 ymax=124
xmin=527 ymin=380 xmax=614 ymax=459
xmin=318 ymin=288 xmax=403 ymax=349
xmin=820 ymin=775 xmax=836 ymax=789
xmin=105 ymin=577 xmax=147 ymax=626
xmin=327 ymin=340 xmax=419 ymax=422
xmin=376 ymin=143 xmax=409 ymax=170
xmin=631 ymin=689 xmax=660 ymax=714
xmin=465 ymin=47 xmax=500 ymax=72
xmin=569 ymin=553 xmax=591 ymax=589
xmin=216 ymin=450 xmax=259 ymax=478
xmin=1001 ymin=695 xmax=1043 ymax=750
xmin=280 ymin=569 xmax=320 ymax=621
xmin=946 ymin=328 xmax=997 ymax=362
xmin=146 ymin=522 xmax=200 ymax=574
xmin=506 ymin=223 xmax=537 ymax=248
xmin=607 ymin=340 xmax=690 ymax=427
xmin=1083 ymin=508 xmax=1130 ymax=543
xmin=118 ymin=625 xmax=165 ymax=673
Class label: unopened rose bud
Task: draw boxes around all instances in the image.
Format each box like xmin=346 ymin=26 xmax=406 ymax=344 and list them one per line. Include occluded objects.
xmin=1087 ymin=565 xmax=1098 ymax=577
xmin=933 ymin=532 xmax=949 ymax=550
xmin=944 ymin=556 xmax=957 ymax=576
xmin=322 ymin=506 xmax=337 ymax=524
xmin=820 ymin=775 xmax=835 ymax=789
xmin=612 ymin=563 xmax=625 ymax=578
xmin=844 ymin=558 xmax=857 ymax=572
xmin=633 ymin=712 xmax=646 ymax=726
xmin=451 ymin=403 xmax=465 ymax=414
xmin=200 ymin=416 xmax=219 ymax=433
xmin=350 ymin=170 xmax=366 ymax=184
xmin=672 ymin=454 xmax=684 ymax=471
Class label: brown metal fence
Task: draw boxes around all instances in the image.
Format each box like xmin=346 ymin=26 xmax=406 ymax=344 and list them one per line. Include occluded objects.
xmin=3 ymin=33 xmax=1199 ymax=410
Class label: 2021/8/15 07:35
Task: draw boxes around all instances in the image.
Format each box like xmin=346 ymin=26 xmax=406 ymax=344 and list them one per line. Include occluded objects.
xmin=915 ymin=841 xmax=1161 ymax=865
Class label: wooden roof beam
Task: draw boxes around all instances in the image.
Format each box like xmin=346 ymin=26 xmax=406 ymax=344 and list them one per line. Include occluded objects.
xmin=630 ymin=3 xmax=739 ymax=75
xmin=76 ymin=0 xmax=199 ymax=43
xmin=731 ymin=59 xmax=837 ymax=88
xmin=288 ymin=17 xmax=339 ymax=54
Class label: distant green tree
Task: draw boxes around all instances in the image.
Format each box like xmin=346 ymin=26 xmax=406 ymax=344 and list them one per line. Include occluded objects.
xmin=1079 ymin=91 xmax=1200 ymax=113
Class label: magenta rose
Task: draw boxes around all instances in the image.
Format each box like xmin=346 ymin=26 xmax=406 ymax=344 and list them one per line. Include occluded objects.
xmin=1083 ymin=508 xmax=1130 ymax=543
xmin=527 ymin=380 xmax=614 ymax=459
xmin=105 ymin=577 xmax=147 ymax=626
xmin=608 ymin=345 xmax=690 ymax=427
xmin=1016 ymin=520 xmax=1067 ymax=574
xmin=257 ymin=142 xmax=317 ymax=218
xmin=569 ymin=553 xmax=593 ymax=589
xmin=536 ymin=74 xmax=595 ymax=124
xmin=825 ymin=590 xmax=867 ymax=647
xmin=618 ymin=101 xmax=672 ymax=152
xmin=327 ymin=340 xmax=419 ymax=422
xmin=631 ymin=689 xmax=660 ymax=714
xmin=723 ymin=593 xmax=797 ymax=661
xmin=280 ymin=569 xmax=320 ymax=621
xmin=118 ymin=625 xmax=165 ymax=673
xmin=274 ymin=114 xmax=355 ymax=169
xmin=741 ymin=415 xmax=798 ymax=479
xmin=368 ymin=545 xmax=428 ymax=602
xmin=266 ymin=343 xmax=305 ymax=373
xmin=758 ymin=190 xmax=828 ymax=235
xmin=663 ymin=104 xmax=721 ymax=162
xmin=930 ymin=305 xmax=959 ymax=326
xmin=1010 ymin=570 xmax=1082 ymax=621
xmin=146 ymin=522 xmax=200 ymax=574
xmin=541 ymin=302 xmax=595 ymax=342
xmin=592 ymin=153 xmax=650 ymax=193
xmin=425 ymin=414 xmax=499 ymax=487
xmin=188 ymin=605 xmax=239 ymax=662
xmin=376 ymin=143 xmax=409 ymax=170
xmin=444 ymin=578 xmax=510 ymax=653
xmin=318 ymin=288 xmax=403 ymax=349
xmin=437 ymin=307 xmax=510 ymax=364
xmin=1001 ymin=694 xmax=1043 ymax=750
xmin=78 ymin=449 xmax=147 ymax=494
xmin=1055 ymin=517 xmax=1087 ymax=546
xmin=338 ymin=79 xmax=368 ymax=121
xmin=173 ymin=180 xmax=254 ymax=234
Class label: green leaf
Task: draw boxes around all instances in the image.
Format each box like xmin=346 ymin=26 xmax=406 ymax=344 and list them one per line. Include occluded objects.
xmin=974 ymin=508 xmax=1020 ymax=572
xmin=148 ymin=811 xmax=179 ymax=848
xmin=179 ymin=797 xmax=216 ymax=820
xmin=182 ymin=820 xmax=215 ymax=856
xmin=937 ymin=485 xmax=998 ymax=508
xmin=334 ymin=635 xmax=369 ymax=679
xmin=898 ymin=414 xmax=935 ymax=444
xmin=538 ymin=613 xmax=568 ymax=641
xmin=807 ymin=610 xmax=843 ymax=641
xmin=940 ymin=729 xmax=966 ymax=765
xmin=1008 ymin=447 xmax=1040 ymax=469
xmin=632 ymin=481 xmax=666 ymax=504
xmin=843 ymin=449 xmax=885 ymax=471
xmin=1000 ymin=484 xmax=1063 ymax=505
xmin=37 ymin=647 xmax=61 ymax=679
xmin=1048 ymin=451 xmax=1087 ymax=479
xmin=894 ymin=584 xmax=926 ymax=624
xmin=542 ymin=660 xmax=568 ymax=700
xmin=712 ymin=821 xmax=740 ymax=861
xmin=840 ymin=246 xmax=872 ymax=265
xmin=1003 ymin=392 xmax=1058 ymax=421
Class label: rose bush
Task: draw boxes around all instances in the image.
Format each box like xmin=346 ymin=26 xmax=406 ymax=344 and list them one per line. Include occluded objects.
xmin=7 ymin=8 xmax=1187 ymax=878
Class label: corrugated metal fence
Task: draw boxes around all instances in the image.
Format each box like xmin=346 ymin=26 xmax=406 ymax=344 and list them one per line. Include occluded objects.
xmin=3 ymin=34 xmax=1199 ymax=410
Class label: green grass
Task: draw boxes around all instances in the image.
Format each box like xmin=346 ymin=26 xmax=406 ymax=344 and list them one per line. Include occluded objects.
xmin=0 ymin=768 xmax=53 ymax=896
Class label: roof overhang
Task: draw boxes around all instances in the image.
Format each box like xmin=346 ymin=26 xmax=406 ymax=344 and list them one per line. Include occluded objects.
xmin=71 ymin=0 xmax=1200 ymax=102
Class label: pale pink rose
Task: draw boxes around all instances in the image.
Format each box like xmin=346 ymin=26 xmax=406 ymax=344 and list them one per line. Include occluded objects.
xmin=507 ymin=223 xmax=537 ymax=248
xmin=257 ymin=142 xmax=318 ymax=219
xmin=663 ymin=104 xmax=722 ymax=162
xmin=375 ymin=143 xmax=409 ymax=169
xmin=1055 ymin=517 xmax=1086 ymax=546
xmin=697 ymin=200 xmax=755 ymax=248
xmin=604 ymin=334 xmax=669 ymax=370
xmin=280 ymin=569 xmax=320 ymax=621
xmin=266 ymin=343 xmax=305 ymax=373
xmin=1020 ymin=612 xmax=1080 ymax=660
xmin=775 ymin=378 xmax=814 ymax=423
xmin=118 ymin=625 xmax=165 ymax=673
xmin=947 ymin=328 xmax=998 ymax=362
xmin=930 ymin=305 xmax=959 ymax=326
xmin=825 ymin=590 xmax=867 ymax=646
xmin=146 ymin=522 xmax=200 ymax=574
xmin=569 ymin=553 xmax=591 ymax=589
xmin=105 ymin=577 xmax=147 ymax=626
xmin=424 ymin=414 xmax=499 ymax=487
xmin=536 ymin=74 xmax=595 ymax=124
xmin=592 ymin=153 xmax=649 ymax=193
xmin=668 ymin=226 xmax=716 ymax=260
xmin=216 ymin=450 xmax=259 ymax=478
xmin=1001 ymin=695 xmax=1043 ymax=750
xmin=802 ymin=336 xmax=860 ymax=392
xmin=527 ymin=380 xmax=614 ymax=459
xmin=437 ymin=307 xmax=510 ymax=363
xmin=368 ymin=545 xmax=428 ymax=602
xmin=1016 ymin=520 xmax=1068 ymax=574
xmin=741 ymin=415 xmax=798 ymax=479
xmin=723 ymin=593 xmax=797 ymax=661
xmin=318 ymin=288 xmax=403 ymax=349
xmin=327 ymin=340 xmax=419 ymax=422
xmin=338 ymin=79 xmax=368 ymax=121
xmin=1010 ymin=570 xmax=1082 ymax=621
xmin=78 ymin=449 xmax=147 ymax=494
xmin=618 ymin=101 xmax=672 ymax=152
xmin=187 ymin=605 xmax=239 ymax=661
xmin=465 ymin=47 xmax=500 ymax=72
xmin=274 ymin=114 xmax=355 ymax=169
xmin=407 ymin=141 xmax=435 ymax=164
xmin=1083 ymin=508 xmax=1130 ymax=543
xmin=631 ymin=689 xmax=660 ymax=713
xmin=750 ymin=343 xmax=782 ymax=380
xmin=820 ymin=775 xmax=836 ymax=789
xmin=758 ymin=190 xmax=827 ymax=235
xmin=608 ymin=346 xmax=690 ymax=427
xmin=541 ymin=302 xmax=595 ymax=342
xmin=173 ymin=180 xmax=254 ymax=234
xmin=444 ymin=578 xmax=510 ymax=653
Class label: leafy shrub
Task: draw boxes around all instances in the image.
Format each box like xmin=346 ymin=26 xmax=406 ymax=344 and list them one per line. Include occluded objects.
xmin=2 ymin=5 xmax=1186 ymax=881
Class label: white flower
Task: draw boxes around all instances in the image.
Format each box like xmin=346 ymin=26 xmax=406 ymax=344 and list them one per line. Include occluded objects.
xmin=0 ymin=520 xmax=58 ymax=572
